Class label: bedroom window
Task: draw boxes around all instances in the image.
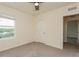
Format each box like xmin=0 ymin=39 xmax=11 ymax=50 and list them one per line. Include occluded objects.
xmin=0 ymin=17 xmax=15 ymax=39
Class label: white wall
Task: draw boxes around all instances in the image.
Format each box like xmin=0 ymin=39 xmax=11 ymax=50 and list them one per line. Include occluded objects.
xmin=35 ymin=3 xmax=79 ymax=49
xmin=0 ymin=4 xmax=33 ymax=51
xmin=0 ymin=3 xmax=79 ymax=51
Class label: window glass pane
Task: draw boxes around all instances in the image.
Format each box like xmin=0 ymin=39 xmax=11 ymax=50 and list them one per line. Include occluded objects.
xmin=0 ymin=17 xmax=15 ymax=38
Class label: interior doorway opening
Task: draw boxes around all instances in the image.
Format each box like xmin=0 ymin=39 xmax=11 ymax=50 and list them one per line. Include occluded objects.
xmin=63 ymin=14 xmax=79 ymax=48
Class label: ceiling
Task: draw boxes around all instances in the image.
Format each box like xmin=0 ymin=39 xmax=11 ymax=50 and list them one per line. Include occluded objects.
xmin=0 ymin=2 xmax=76 ymax=15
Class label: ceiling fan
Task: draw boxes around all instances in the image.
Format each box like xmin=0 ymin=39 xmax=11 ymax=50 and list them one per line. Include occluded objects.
xmin=30 ymin=2 xmax=43 ymax=11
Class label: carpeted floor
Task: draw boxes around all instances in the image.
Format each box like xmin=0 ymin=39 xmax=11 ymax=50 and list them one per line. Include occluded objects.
xmin=0 ymin=42 xmax=79 ymax=57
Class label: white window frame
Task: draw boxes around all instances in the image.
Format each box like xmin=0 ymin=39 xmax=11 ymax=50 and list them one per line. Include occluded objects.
xmin=0 ymin=14 xmax=16 ymax=40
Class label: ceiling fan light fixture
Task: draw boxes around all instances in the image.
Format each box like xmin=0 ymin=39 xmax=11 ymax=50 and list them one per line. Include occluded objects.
xmin=34 ymin=2 xmax=39 ymax=6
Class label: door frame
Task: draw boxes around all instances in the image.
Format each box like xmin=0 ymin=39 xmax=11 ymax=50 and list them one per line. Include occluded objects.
xmin=63 ymin=14 xmax=79 ymax=44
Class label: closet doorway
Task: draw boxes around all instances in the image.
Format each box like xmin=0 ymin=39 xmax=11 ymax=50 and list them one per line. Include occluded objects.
xmin=63 ymin=14 xmax=79 ymax=46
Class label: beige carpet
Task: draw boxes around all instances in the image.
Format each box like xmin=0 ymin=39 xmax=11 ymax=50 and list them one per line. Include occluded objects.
xmin=0 ymin=42 xmax=79 ymax=57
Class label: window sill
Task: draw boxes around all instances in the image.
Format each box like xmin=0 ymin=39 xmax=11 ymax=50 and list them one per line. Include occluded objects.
xmin=0 ymin=37 xmax=15 ymax=40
